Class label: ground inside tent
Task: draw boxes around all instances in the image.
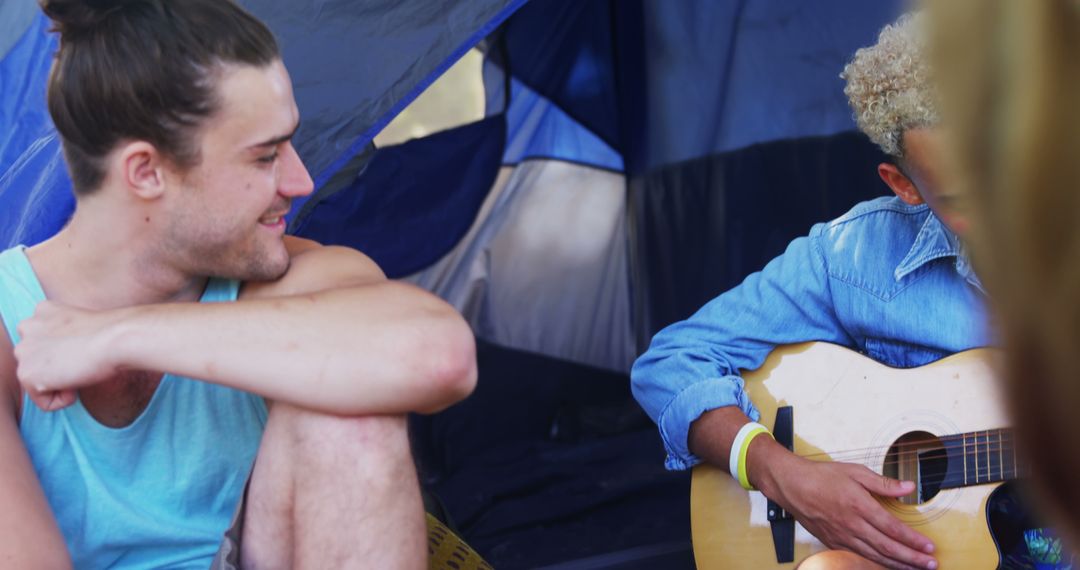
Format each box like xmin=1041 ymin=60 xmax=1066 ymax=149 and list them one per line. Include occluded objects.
xmin=412 ymin=340 xmax=694 ymax=569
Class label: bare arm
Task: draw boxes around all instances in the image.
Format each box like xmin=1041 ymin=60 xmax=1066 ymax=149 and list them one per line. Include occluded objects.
xmin=0 ymin=336 xmax=72 ymax=569
xmin=16 ymin=242 xmax=477 ymax=416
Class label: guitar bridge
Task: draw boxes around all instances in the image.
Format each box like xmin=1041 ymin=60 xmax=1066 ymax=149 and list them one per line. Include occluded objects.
xmin=766 ymin=500 xmax=791 ymax=523
xmin=769 ymin=406 xmax=796 ymax=563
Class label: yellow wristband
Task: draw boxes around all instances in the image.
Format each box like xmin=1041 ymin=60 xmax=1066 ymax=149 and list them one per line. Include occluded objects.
xmin=732 ymin=423 xmax=772 ymax=491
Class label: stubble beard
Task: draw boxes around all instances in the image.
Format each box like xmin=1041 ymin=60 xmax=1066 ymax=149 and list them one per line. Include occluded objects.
xmin=163 ymin=185 xmax=293 ymax=282
xmin=203 ymin=238 xmax=290 ymax=282
xmin=164 ymin=224 xmax=290 ymax=283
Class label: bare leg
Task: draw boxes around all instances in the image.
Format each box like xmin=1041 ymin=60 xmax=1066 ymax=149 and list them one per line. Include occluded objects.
xmin=239 ymin=404 xmax=426 ymax=569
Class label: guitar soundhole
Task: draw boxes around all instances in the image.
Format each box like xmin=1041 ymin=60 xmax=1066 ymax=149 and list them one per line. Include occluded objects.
xmin=883 ymin=431 xmax=948 ymax=505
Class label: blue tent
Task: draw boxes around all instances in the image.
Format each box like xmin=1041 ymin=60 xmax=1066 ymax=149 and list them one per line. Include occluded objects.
xmin=0 ymin=0 xmax=902 ymax=566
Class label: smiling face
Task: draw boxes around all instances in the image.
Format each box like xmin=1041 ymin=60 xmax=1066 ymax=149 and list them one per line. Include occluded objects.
xmin=159 ymin=59 xmax=313 ymax=281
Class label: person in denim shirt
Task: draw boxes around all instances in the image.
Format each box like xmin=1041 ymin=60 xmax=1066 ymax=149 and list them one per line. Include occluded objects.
xmin=632 ymin=14 xmax=981 ymax=570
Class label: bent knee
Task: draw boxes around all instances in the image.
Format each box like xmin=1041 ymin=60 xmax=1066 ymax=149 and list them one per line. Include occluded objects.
xmin=268 ymin=404 xmax=411 ymax=456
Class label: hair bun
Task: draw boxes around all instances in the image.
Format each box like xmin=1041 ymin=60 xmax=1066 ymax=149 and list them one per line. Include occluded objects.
xmin=39 ymin=0 xmax=147 ymax=37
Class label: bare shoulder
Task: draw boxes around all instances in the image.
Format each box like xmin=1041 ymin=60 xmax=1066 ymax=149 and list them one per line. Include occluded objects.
xmin=240 ymin=237 xmax=387 ymax=300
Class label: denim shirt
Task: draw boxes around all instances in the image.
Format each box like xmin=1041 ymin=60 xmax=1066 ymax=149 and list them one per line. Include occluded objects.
xmin=630 ymin=196 xmax=991 ymax=470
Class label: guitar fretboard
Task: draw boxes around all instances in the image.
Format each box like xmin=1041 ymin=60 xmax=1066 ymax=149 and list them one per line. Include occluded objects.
xmin=939 ymin=428 xmax=1022 ymax=490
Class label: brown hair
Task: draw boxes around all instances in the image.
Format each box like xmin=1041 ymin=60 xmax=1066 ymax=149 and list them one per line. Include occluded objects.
xmin=930 ymin=0 xmax=1080 ymax=543
xmin=40 ymin=0 xmax=280 ymax=194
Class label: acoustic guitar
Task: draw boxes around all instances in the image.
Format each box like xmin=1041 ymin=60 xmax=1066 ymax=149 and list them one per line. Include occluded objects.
xmin=690 ymin=342 xmax=1019 ymax=569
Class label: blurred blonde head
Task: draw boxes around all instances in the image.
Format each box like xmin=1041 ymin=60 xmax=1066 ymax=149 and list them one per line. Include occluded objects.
xmin=929 ymin=0 xmax=1080 ymax=543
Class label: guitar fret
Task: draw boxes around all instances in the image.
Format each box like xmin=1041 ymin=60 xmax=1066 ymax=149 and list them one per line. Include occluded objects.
xmin=974 ymin=432 xmax=980 ymax=483
xmin=962 ymin=432 xmax=968 ymax=485
xmin=998 ymin=430 xmax=1004 ymax=480
xmin=1006 ymin=433 xmax=1015 ymax=479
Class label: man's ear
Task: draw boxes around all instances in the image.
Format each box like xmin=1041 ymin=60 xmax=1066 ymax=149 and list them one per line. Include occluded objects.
xmin=878 ymin=162 xmax=924 ymax=205
xmin=118 ymin=141 xmax=167 ymax=200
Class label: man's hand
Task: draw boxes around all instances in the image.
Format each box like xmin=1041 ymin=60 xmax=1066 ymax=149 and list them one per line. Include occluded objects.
xmin=754 ymin=445 xmax=938 ymax=570
xmin=14 ymin=301 xmax=123 ymax=411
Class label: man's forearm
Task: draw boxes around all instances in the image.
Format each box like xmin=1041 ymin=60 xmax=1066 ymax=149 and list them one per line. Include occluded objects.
xmin=688 ymin=405 xmax=794 ymax=494
xmin=688 ymin=405 xmax=750 ymax=467
xmin=110 ymin=282 xmax=477 ymax=415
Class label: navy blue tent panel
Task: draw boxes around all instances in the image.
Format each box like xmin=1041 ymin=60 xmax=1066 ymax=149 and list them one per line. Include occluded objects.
xmin=241 ymin=0 xmax=527 ymax=223
xmin=490 ymin=0 xmax=903 ymax=175
xmin=495 ymin=0 xmax=621 ymax=154
xmin=616 ymin=0 xmax=903 ymax=174
xmin=631 ymin=131 xmax=890 ymax=345
xmin=501 ymin=77 xmax=623 ymax=171
xmin=294 ymin=116 xmax=504 ymax=278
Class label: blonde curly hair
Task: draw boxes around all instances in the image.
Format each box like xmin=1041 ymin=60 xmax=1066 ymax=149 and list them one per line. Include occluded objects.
xmin=841 ymin=13 xmax=938 ymax=158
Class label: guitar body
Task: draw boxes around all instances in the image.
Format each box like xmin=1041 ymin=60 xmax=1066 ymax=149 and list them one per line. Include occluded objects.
xmin=691 ymin=343 xmax=1006 ymax=569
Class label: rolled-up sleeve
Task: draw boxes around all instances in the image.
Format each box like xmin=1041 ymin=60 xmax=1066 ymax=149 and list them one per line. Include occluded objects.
xmin=631 ymin=226 xmax=854 ymax=470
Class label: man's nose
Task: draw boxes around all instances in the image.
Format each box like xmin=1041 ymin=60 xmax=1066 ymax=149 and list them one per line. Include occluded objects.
xmin=279 ymin=142 xmax=314 ymax=198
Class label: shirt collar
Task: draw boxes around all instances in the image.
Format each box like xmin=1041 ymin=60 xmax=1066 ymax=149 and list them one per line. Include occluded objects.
xmin=894 ymin=211 xmax=985 ymax=293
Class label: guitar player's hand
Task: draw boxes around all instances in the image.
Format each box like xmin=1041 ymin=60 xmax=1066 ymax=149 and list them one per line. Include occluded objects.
xmin=749 ymin=438 xmax=939 ymax=570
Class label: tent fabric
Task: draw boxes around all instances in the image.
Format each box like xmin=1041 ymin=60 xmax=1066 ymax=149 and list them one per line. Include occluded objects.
xmin=0 ymin=9 xmax=57 ymax=196
xmin=0 ymin=11 xmax=69 ymax=250
xmin=293 ymin=116 xmax=505 ymax=278
xmin=0 ymin=133 xmax=74 ymax=250
xmin=618 ymin=1 xmax=903 ymax=173
xmin=0 ymin=0 xmax=37 ymax=62
xmin=243 ymin=0 xmax=529 ymax=220
xmin=501 ymin=77 xmax=623 ymax=172
xmin=491 ymin=0 xmax=621 ymax=154
xmin=631 ymin=130 xmax=891 ymax=345
xmin=407 ymin=160 xmax=634 ymax=372
xmin=0 ymin=8 xmax=72 ymax=251
xmin=486 ymin=0 xmax=903 ymax=174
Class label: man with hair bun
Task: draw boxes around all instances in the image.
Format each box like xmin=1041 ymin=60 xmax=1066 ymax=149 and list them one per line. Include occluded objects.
xmin=633 ymin=13 xmax=980 ymax=570
xmin=0 ymin=0 xmax=476 ymax=568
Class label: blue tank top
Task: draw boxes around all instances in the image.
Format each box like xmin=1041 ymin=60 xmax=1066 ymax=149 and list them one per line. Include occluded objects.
xmin=0 ymin=246 xmax=268 ymax=569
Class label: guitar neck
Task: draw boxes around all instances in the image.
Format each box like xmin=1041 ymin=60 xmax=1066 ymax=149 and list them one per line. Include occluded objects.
xmin=938 ymin=428 xmax=1022 ymax=490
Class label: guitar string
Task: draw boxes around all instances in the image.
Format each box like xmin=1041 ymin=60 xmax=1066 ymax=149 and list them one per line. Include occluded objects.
xmin=797 ymin=437 xmax=1022 ymax=474
xmin=817 ymin=440 xmax=1018 ymax=463
xmin=799 ymin=455 xmax=1019 ymax=474
xmin=750 ymin=442 xmax=1025 ymax=481
xmin=821 ymin=444 xmax=1018 ymax=466
xmin=813 ymin=446 xmax=1024 ymax=478
xmin=826 ymin=449 xmax=1020 ymax=471
xmin=793 ymin=430 xmax=1014 ymax=460
xmin=810 ymin=443 xmax=1019 ymax=467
